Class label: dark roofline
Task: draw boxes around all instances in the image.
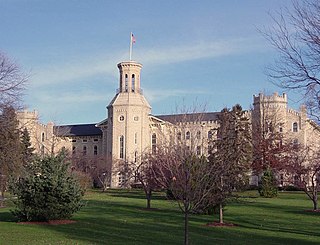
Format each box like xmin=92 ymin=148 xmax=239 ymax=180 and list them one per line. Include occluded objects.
xmin=154 ymin=112 xmax=220 ymax=124
xmin=54 ymin=123 xmax=102 ymax=137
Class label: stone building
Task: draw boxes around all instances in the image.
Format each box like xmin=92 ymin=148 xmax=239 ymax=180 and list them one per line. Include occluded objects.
xmin=17 ymin=59 xmax=320 ymax=188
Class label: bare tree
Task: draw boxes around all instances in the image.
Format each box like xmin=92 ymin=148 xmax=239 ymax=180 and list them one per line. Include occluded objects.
xmin=263 ymin=0 xmax=320 ymax=119
xmin=0 ymin=52 xmax=27 ymax=109
xmin=151 ymin=145 xmax=218 ymax=245
xmin=286 ymin=145 xmax=320 ymax=210
xmin=70 ymin=153 xmax=112 ymax=191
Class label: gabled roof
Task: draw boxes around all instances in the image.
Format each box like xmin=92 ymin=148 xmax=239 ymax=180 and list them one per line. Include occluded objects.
xmin=155 ymin=112 xmax=220 ymax=124
xmin=54 ymin=124 xmax=102 ymax=137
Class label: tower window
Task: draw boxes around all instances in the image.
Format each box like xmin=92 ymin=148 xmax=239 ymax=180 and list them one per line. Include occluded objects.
xmin=152 ymin=133 xmax=157 ymax=154
xmin=186 ymin=131 xmax=191 ymax=140
xmin=134 ymin=132 xmax=137 ymax=144
xmin=132 ymin=74 xmax=135 ymax=92
xmin=41 ymin=132 xmax=45 ymax=142
xmin=208 ymin=130 xmax=213 ymax=139
xmin=120 ymin=135 xmax=124 ymax=159
xmin=119 ymin=115 xmax=125 ymax=121
xmin=83 ymin=146 xmax=87 ymax=156
xmin=94 ymin=145 xmax=98 ymax=155
xmin=125 ymin=74 xmax=128 ymax=92
xmin=72 ymin=146 xmax=76 ymax=155
xmin=292 ymin=122 xmax=298 ymax=132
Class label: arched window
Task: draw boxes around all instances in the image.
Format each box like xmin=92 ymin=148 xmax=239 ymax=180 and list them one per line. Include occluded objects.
xmin=120 ymin=135 xmax=124 ymax=159
xmin=125 ymin=74 xmax=128 ymax=92
xmin=196 ymin=131 xmax=201 ymax=139
xmin=132 ymin=74 xmax=135 ymax=92
xmin=177 ymin=132 xmax=182 ymax=141
xmin=41 ymin=132 xmax=45 ymax=142
xmin=186 ymin=131 xmax=191 ymax=140
xmin=152 ymin=133 xmax=157 ymax=154
xmin=292 ymin=122 xmax=298 ymax=132
xmin=94 ymin=145 xmax=98 ymax=155
xmin=83 ymin=146 xmax=87 ymax=156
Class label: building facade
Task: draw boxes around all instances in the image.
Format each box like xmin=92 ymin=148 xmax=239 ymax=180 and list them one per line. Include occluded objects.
xmin=17 ymin=59 xmax=320 ymax=188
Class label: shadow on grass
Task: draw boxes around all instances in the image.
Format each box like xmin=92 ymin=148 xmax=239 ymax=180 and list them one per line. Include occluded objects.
xmin=2 ymin=190 xmax=320 ymax=244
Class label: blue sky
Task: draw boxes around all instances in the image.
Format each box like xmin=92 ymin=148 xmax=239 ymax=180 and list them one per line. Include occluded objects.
xmin=1 ymin=0 xmax=297 ymax=125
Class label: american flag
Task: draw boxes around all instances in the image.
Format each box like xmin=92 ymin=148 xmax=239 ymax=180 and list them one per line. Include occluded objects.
xmin=131 ymin=33 xmax=136 ymax=44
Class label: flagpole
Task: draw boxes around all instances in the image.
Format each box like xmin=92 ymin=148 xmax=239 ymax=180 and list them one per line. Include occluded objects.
xmin=129 ymin=32 xmax=133 ymax=61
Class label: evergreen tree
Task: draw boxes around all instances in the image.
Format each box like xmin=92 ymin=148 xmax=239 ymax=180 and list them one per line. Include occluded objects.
xmin=258 ymin=168 xmax=278 ymax=198
xmin=9 ymin=152 xmax=84 ymax=221
xmin=0 ymin=106 xmax=23 ymax=205
xmin=208 ymin=104 xmax=252 ymax=223
xmin=20 ymin=127 xmax=34 ymax=166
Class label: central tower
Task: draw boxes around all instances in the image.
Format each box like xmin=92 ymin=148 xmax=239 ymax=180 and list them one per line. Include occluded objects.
xmin=106 ymin=61 xmax=151 ymax=187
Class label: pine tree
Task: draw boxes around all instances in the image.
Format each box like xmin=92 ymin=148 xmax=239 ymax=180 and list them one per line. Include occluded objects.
xmin=9 ymin=152 xmax=84 ymax=221
xmin=0 ymin=106 xmax=23 ymax=206
xmin=20 ymin=127 xmax=34 ymax=166
xmin=208 ymin=104 xmax=252 ymax=223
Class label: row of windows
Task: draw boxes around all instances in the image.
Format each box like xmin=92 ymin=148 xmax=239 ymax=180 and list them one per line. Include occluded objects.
xmin=124 ymin=74 xmax=136 ymax=92
xmin=177 ymin=130 xmax=213 ymax=140
xmin=71 ymin=138 xmax=99 ymax=143
xmin=72 ymin=145 xmax=98 ymax=155
xmin=266 ymin=122 xmax=299 ymax=133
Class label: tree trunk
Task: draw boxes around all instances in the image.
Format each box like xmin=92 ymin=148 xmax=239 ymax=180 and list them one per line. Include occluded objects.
xmin=184 ymin=210 xmax=189 ymax=245
xmin=219 ymin=203 xmax=223 ymax=224
xmin=313 ymin=193 xmax=318 ymax=210
xmin=0 ymin=191 xmax=4 ymax=208
xmin=146 ymin=190 xmax=152 ymax=209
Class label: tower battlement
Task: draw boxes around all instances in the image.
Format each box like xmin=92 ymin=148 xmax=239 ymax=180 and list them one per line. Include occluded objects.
xmin=253 ymin=92 xmax=287 ymax=108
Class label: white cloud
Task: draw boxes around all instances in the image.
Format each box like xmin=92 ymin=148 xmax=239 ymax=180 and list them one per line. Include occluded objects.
xmin=29 ymin=36 xmax=265 ymax=88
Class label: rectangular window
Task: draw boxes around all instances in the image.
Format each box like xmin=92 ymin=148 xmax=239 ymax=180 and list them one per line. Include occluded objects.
xmin=120 ymin=136 xmax=124 ymax=159
xmin=83 ymin=139 xmax=87 ymax=143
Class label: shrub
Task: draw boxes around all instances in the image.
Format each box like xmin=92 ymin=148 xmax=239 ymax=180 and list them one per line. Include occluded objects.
xmin=258 ymin=169 xmax=278 ymax=198
xmin=9 ymin=154 xmax=84 ymax=221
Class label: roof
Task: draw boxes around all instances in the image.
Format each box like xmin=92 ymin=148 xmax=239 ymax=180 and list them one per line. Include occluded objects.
xmin=54 ymin=124 xmax=102 ymax=137
xmin=155 ymin=112 xmax=220 ymax=124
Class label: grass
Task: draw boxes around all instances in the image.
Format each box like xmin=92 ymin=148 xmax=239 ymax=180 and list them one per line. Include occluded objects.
xmin=0 ymin=190 xmax=320 ymax=244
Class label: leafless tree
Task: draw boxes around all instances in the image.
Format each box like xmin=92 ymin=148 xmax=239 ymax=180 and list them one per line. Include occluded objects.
xmin=151 ymin=145 xmax=218 ymax=245
xmin=263 ymin=0 xmax=320 ymax=119
xmin=0 ymin=51 xmax=27 ymax=110
xmin=70 ymin=153 xmax=112 ymax=191
xmin=285 ymin=145 xmax=320 ymax=210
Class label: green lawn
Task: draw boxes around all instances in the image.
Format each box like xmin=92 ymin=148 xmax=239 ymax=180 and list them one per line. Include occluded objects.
xmin=0 ymin=190 xmax=319 ymax=244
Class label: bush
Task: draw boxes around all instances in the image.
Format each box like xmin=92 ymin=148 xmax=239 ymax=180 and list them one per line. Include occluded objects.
xmin=258 ymin=169 xmax=278 ymax=198
xmin=9 ymin=154 xmax=84 ymax=221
